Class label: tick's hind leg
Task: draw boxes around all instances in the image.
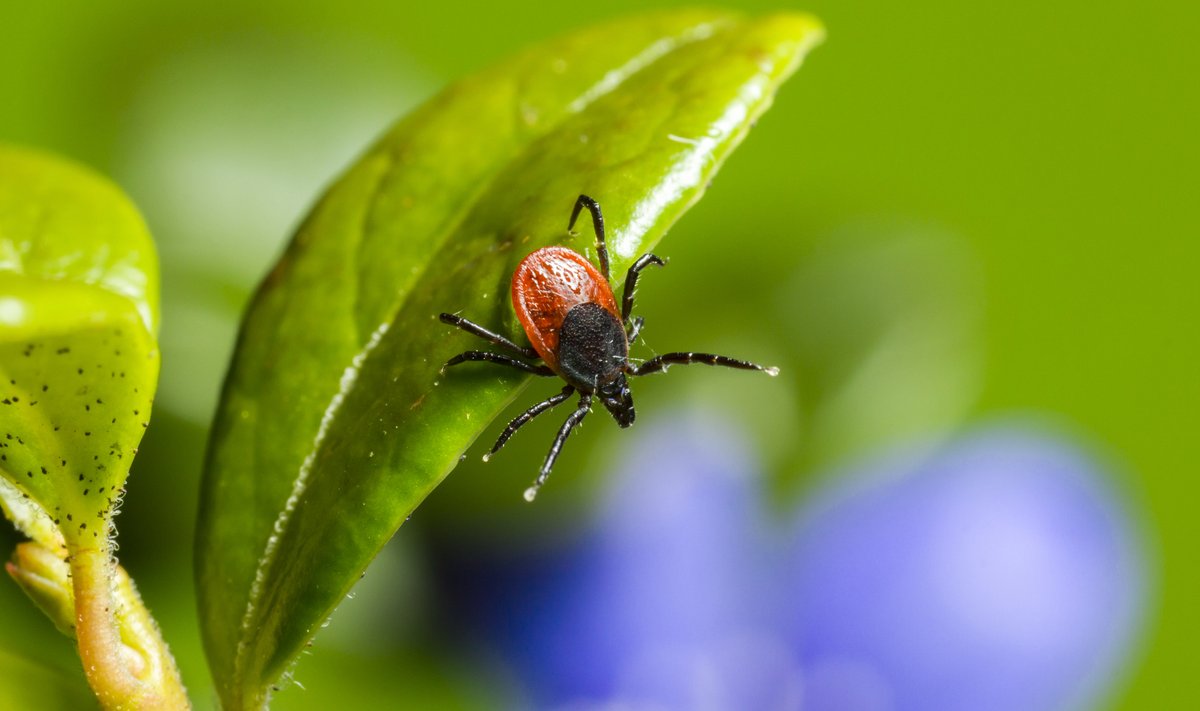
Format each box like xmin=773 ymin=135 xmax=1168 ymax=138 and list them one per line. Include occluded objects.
xmin=524 ymin=394 xmax=593 ymax=502
xmin=441 ymin=351 xmax=555 ymax=376
xmin=440 ymin=312 xmax=538 ymax=359
xmin=484 ymin=384 xmax=575 ymax=461
xmin=631 ymin=351 xmax=780 ymax=377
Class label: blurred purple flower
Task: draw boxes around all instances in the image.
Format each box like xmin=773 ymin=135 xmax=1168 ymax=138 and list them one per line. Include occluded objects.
xmin=787 ymin=429 xmax=1146 ymax=711
xmin=447 ymin=415 xmax=1145 ymax=711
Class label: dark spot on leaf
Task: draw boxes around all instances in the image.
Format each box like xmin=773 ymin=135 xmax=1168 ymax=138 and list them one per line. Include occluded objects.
xmin=57 ymin=347 xmax=70 ymax=355
xmin=84 ymin=432 xmax=91 ymax=436
xmin=83 ymin=489 xmax=89 ymax=495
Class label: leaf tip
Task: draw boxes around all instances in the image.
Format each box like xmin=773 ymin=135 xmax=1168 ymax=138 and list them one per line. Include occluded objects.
xmin=767 ymin=11 xmax=827 ymax=44
xmin=751 ymin=12 xmax=827 ymax=73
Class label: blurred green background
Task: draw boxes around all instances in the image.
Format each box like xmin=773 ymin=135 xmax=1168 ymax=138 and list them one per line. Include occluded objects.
xmin=1 ymin=1 xmax=1195 ymax=708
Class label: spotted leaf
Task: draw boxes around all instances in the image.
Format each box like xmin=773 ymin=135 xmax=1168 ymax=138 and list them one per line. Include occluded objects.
xmin=0 ymin=145 xmax=159 ymax=553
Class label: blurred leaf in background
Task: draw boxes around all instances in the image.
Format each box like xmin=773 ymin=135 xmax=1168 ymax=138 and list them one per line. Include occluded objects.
xmin=1 ymin=0 xmax=1195 ymax=709
xmin=116 ymin=33 xmax=434 ymax=424
xmin=774 ymin=222 xmax=983 ymax=492
xmin=0 ymin=648 xmax=96 ymax=710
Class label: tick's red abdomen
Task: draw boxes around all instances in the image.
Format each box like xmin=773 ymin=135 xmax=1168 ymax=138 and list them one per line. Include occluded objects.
xmin=512 ymin=246 xmax=619 ymax=371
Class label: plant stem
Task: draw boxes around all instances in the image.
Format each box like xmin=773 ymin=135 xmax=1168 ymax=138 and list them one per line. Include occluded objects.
xmin=72 ymin=546 xmax=142 ymax=706
xmin=70 ymin=545 xmax=189 ymax=710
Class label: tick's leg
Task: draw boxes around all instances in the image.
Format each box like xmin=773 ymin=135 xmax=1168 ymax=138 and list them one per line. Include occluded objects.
xmin=441 ymin=351 xmax=556 ymax=376
xmin=484 ymin=385 xmax=575 ymax=461
xmin=627 ymin=316 xmax=646 ymax=343
xmin=621 ymin=253 xmax=666 ymax=325
xmin=440 ymin=312 xmax=538 ymax=359
xmin=631 ymin=352 xmax=780 ymax=377
xmin=568 ymin=194 xmax=609 ymax=281
xmin=524 ymin=394 xmax=592 ymax=502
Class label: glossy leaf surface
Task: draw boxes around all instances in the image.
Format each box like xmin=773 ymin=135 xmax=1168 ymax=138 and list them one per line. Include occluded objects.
xmin=0 ymin=145 xmax=159 ymax=553
xmin=195 ymin=11 xmax=823 ymax=708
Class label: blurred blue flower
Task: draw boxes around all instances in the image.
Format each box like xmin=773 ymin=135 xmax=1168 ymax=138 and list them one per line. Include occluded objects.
xmin=447 ymin=415 xmax=1145 ymax=711
xmin=786 ymin=429 xmax=1146 ymax=711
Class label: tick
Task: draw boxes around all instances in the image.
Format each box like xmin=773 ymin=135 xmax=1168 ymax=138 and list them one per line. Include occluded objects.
xmin=440 ymin=195 xmax=778 ymax=501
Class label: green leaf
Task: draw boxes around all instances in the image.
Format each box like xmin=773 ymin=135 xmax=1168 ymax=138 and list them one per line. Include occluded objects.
xmin=0 ymin=144 xmax=159 ymax=553
xmin=197 ymin=10 xmax=823 ymax=708
xmin=5 ymin=541 xmax=76 ymax=636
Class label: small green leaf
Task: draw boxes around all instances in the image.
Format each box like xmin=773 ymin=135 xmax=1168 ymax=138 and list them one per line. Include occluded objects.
xmin=0 ymin=145 xmax=159 ymax=553
xmin=5 ymin=541 xmax=76 ymax=636
xmin=197 ymin=11 xmax=823 ymax=708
